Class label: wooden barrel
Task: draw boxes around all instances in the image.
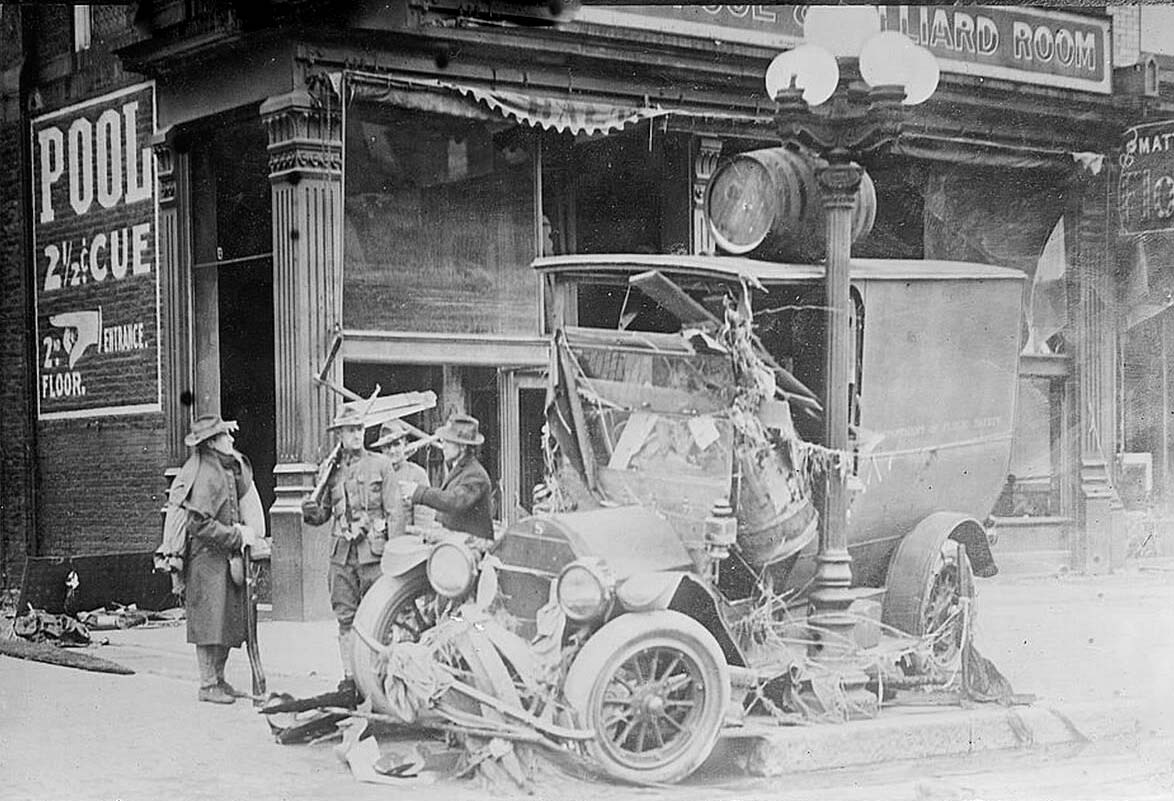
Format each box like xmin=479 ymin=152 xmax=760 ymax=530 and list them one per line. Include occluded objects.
xmin=734 ymin=442 xmax=819 ymax=568
xmin=705 ymin=147 xmax=876 ymax=262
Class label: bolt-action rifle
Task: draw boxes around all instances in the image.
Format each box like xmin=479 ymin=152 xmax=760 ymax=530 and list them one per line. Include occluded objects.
xmin=307 ymin=442 xmax=343 ymax=508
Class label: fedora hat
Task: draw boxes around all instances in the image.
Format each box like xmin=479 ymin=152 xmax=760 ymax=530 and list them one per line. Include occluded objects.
xmin=327 ymin=407 xmax=365 ymax=430
xmin=372 ymin=419 xmax=411 ymax=449
xmin=184 ymin=414 xmax=238 ymax=447
xmin=435 ymin=414 xmax=484 ymax=446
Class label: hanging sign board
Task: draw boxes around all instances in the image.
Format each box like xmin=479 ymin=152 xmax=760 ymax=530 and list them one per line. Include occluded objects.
xmin=572 ymin=5 xmax=1110 ymax=95
xmin=1119 ymin=120 xmax=1174 ymax=236
xmin=30 ymin=83 xmax=160 ymax=419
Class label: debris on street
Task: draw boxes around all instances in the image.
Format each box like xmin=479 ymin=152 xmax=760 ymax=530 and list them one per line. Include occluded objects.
xmin=0 ymin=636 xmax=134 ymax=675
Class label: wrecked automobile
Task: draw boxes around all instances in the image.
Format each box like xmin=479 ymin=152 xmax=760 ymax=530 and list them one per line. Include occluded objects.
xmin=351 ymin=253 xmax=1024 ymax=784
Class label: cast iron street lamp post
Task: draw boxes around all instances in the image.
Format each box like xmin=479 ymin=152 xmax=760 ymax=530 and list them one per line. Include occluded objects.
xmin=766 ymin=9 xmax=939 ymax=667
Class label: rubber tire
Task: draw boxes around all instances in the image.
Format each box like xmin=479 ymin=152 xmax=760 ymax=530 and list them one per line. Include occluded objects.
xmin=351 ymin=567 xmax=435 ymax=714
xmin=882 ymin=522 xmax=974 ymax=669
xmin=563 ymin=610 xmax=730 ymax=785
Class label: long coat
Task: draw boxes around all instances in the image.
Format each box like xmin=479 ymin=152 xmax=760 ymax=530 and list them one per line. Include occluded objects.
xmin=171 ymin=449 xmax=249 ymax=647
xmin=413 ymin=453 xmax=494 ymax=539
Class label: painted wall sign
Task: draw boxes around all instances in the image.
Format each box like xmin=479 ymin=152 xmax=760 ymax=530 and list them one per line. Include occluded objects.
xmin=1119 ymin=120 xmax=1174 ymax=236
xmin=573 ymin=5 xmax=1111 ymax=95
xmin=31 ymin=83 xmax=160 ymax=419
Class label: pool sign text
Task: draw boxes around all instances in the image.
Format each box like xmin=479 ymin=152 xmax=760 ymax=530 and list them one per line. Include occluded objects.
xmin=31 ymin=83 xmax=160 ymax=419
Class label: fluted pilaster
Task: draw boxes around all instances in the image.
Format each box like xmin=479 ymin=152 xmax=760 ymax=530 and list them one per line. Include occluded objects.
xmin=261 ymin=88 xmax=343 ymax=620
xmin=152 ymin=127 xmax=193 ymax=468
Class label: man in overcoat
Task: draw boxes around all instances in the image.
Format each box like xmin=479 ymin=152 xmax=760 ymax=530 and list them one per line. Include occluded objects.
xmin=167 ymin=414 xmax=262 ymax=704
xmin=301 ymin=408 xmax=404 ymax=694
xmin=402 ymin=414 xmax=494 ymax=540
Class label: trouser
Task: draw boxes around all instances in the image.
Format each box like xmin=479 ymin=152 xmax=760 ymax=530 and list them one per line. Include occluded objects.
xmin=328 ymin=547 xmax=382 ymax=677
xmin=195 ymin=644 xmax=230 ymax=688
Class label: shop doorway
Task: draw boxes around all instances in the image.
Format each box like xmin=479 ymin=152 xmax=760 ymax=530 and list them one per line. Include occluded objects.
xmin=212 ymin=120 xmax=275 ymax=529
xmin=499 ymin=369 xmax=547 ymax=524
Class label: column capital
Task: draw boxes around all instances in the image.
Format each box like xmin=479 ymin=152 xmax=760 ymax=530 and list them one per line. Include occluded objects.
xmin=816 ymin=160 xmax=863 ymax=204
xmin=152 ymin=126 xmax=179 ymax=207
xmin=261 ymin=89 xmax=342 ymax=182
xmin=691 ymin=136 xmax=723 ymax=255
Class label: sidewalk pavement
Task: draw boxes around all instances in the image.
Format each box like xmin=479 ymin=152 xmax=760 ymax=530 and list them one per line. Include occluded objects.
xmin=742 ymin=559 xmax=1174 ymax=775
xmin=16 ymin=559 xmax=1174 ymax=779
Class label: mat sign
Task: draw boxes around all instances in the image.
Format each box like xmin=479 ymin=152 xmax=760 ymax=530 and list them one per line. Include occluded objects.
xmin=31 ymin=83 xmax=160 ymax=419
xmin=1119 ymin=120 xmax=1174 ymax=236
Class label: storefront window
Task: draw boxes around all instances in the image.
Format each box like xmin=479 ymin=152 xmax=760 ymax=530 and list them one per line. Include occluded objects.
xmin=995 ymin=376 xmax=1063 ymax=517
xmin=343 ymin=101 xmax=538 ymax=335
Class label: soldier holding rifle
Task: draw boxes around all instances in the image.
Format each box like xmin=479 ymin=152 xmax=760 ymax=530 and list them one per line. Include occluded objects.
xmin=164 ymin=414 xmax=266 ymax=705
xmin=301 ymin=408 xmax=404 ymax=697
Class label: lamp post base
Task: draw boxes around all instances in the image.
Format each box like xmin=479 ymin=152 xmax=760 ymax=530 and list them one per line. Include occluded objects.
xmin=805 ymin=584 xmax=881 ymax=721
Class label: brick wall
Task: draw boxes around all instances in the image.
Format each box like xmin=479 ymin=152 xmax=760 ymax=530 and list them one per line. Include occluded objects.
xmin=0 ymin=4 xmax=166 ymax=580
xmin=0 ymin=115 xmax=35 ymax=587
xmin=0 ymin=4 xmax=32 ymax=588
xmin=1111 ymin=5 xmax=1141 ymax=67
xmin=37 ymin=416 xmax=166 ymax=556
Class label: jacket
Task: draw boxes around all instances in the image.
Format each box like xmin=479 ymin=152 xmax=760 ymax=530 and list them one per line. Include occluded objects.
xmin=412 ymin=453 xmax=494 ymax=539
xmin=174 ymin=449 xmax=250 ymax=647
xmin=303 ymin=449 xmax=405 ymax=566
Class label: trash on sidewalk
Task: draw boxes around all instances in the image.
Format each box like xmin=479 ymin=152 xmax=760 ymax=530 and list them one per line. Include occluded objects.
xmin=78 ymin=603 xmax=150 ymax=631
xmin=12 ymin=605 xmax=91 ymax=645
xmin=332 ymin=706 xmax=439 ymax=786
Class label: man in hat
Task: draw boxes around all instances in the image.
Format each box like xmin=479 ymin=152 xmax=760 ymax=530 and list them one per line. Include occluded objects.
xmin=402 ymin=414 xmax=494 ymax=540
xmin=165 ymin=414 xmax=264 ymax=704
xmin=301 ymin=408 xmax=404 ymax=694
xmin=371 ymin=419 xmax=433 ymax=529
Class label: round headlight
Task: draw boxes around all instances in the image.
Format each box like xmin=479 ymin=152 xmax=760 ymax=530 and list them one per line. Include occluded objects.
xmin=557 ymin=560 xmax=614 ymax=622
xmin=427 ymin=542 xmax=475 ymax=598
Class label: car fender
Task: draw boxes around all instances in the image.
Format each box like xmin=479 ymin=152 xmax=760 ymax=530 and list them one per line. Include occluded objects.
xmin=615 ymin=571 xmax=746 ymax=668
xmin=379 ymin=535 xmax=433 ymax=577
xmin=615 ymin=571 xmax=686 ymax=612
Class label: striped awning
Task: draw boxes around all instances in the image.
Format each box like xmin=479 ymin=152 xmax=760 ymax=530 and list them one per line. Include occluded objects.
xmin=342 ymin=71 xmax=666 ymax=136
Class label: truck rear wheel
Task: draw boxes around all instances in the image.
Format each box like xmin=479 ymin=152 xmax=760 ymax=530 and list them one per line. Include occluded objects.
xmin=562 ymin=610 xmax=729 ymax=785
xmin=883 ymin=519 xmax=975 ymax=672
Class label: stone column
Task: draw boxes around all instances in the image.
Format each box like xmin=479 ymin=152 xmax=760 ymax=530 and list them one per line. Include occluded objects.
xmin=1067 ymin=167 xmax=1121 ymax=574
xmin=691 ymin=137 xmax=722 ymax=255
xmin=153 ymin=128 xmax=193 ymax=476
xmin=261 ymin=89 xmax=343 ymax=620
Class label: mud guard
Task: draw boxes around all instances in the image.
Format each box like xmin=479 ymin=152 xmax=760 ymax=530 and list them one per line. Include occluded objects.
xmin=616 ymin=572 xmax=746 ymax=667
xmin=379 ymin=536 xmax=433 ymax=577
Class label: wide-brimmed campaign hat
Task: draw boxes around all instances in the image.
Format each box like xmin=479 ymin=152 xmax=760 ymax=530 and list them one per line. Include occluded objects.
xmin=185 ymin=414 xmax=238 ymax=447
xmin=327 ymin=407 xmax=365 ymax=430
xmin=435 ymin=414 xmax=484 ymax=446
xmin=372 ymin=419 xmax=411 ymax=449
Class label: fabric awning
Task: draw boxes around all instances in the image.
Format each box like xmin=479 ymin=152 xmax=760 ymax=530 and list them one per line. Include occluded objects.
xmin=342 ymin=70 xmax=667 ymax=136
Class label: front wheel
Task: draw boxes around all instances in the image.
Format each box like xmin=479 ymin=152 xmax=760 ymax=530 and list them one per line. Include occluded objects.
xmin=351 ymin=568 xmax=438 ymax=713
xmin=562 ymin=610 xmax=730 ymax=785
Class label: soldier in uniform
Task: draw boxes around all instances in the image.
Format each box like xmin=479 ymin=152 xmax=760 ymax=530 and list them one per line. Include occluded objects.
xmin=301 ymin=408 xmax=404 ymax=695
xmin=371 ymin=419 xmax=433 ymax=529
xmin=167 ymin=414 xmax=263 ymax=704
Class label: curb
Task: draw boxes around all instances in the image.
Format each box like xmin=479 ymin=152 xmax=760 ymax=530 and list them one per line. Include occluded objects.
xmin=729 ymin=699 xmax=1143 ymax=776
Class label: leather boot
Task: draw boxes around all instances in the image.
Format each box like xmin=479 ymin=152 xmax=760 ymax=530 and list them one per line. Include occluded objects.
xmin=212 ymin=645 xmax=243 ymax=697
xmin=199 ymin=684 xmax=236 ymax=705
xmin=337 ymin=629 xmax=357 ymax=705
xmin=196 ymin=645 xmax=234 ymax=704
